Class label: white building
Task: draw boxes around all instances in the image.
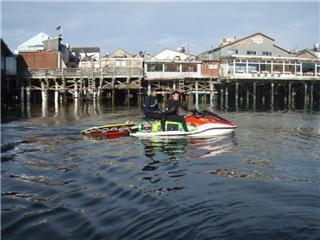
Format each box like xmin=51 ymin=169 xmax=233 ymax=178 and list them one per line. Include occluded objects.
xmin=144 ymin=48 xmax=202 ymax=80
xmin=17 ymin=32 xmax=50 ymax=52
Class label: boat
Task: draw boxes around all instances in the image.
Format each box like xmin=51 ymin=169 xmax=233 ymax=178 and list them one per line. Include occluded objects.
xmin=81 ymin=110 xmax=236 ymax=138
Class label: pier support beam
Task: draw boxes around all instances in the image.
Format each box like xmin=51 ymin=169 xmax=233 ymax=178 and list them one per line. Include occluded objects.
xmin=55 ymin=81 xmax=59 ymax=114
xmin=209 ymin=81 xmax=214 ymax=107
xmin=225 ymin=85 xmax=229 ymax=109
xmin=112 ymin=89 xmax=115 ymax=108
xmin=62 ymin=76 xmax=67 ymax=102
xmin=288 ymin=82 xmax=292 ymax=109
xmin=304 ymin=83 xmax=308 ymax=108
xmin=41 ymin=80 xmax=48 ymax=103
xmin=246 ymin=85 xmax=250 ymax=109
xmin=292 ymin=85 xmax=295 ymax=109
xmin=310 ymin=84 xmax=314 ymax=110
xmin=127 ymin=89 xmax=130 ymax=107
xmin=41 ymin=80 xmax=48 ymax=117
xmin=202 ymin=93 xmax=207 ymax=105
xmin=138 ymin=89 xmax=142 ymax=109
xmin=195 ymin=81 xmax=199 ymax=109
xmin=220 ymin=88 xmax=224 ymax=109
xmin=235 ymin=82 xmax=239 ymax=110
xmin=20 ymin=84 xmax=25 ymax=110
xmin=253 ymin=82 xmax=257 ymax=110
xmin=97 ymin=78 xmax=103 ymax=99
xmin=74 ymin=80 xmax=79 ymax=99
xmin=271 ymin=83 xmax=274 ymax=109
xmin=79 ymin=78 xmax=83 ymax=100
xmin=262 ymin=85 xmax=265 ymax=106
xmin=188 ymin=92 xmax=193 ymax=107
xmin=26 ymin=80 xmax=31 ymax=103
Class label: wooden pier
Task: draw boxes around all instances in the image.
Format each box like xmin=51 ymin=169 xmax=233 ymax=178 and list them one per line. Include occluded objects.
xmin=18 ymin=66 xmax=320 ymax=111
xmin=19 ymin=66 xmax=143 ymax=106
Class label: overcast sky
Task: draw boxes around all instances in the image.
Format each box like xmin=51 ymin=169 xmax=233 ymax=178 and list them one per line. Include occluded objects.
xmin=1 ymin=1 xmax=319 ymax=55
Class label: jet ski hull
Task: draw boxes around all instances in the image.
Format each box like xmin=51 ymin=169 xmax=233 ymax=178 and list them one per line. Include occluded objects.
xmin=131 ymin=123 xmax=236 ymax=138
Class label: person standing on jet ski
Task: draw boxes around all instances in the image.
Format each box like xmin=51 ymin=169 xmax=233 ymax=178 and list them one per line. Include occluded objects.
xmin=143 ymin=89 xmax=166 ymax=131
xmin=165 ymin=91 xmax=189 ymax=132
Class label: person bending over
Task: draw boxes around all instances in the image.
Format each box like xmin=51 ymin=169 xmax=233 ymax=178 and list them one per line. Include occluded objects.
xmin=165 ymin=91 xmax=189 ymax=132
xmin=143 ymin=89 xmax=165 ymax=131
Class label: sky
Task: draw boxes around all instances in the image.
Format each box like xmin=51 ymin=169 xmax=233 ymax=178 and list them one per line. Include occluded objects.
xmin=1 ymin=1 xmax=319 ymax=55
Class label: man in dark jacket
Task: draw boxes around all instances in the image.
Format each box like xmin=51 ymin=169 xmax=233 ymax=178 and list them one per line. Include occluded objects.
xmin=143 ymin=89 xmax=165 ymax=131
xmin=165 ymin=91 xmax=189 ymax=132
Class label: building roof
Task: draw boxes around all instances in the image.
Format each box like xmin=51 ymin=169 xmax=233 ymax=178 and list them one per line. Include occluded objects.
xmin=108 ymin=48 xmax=132 ymax=58
xmin=209 ymin=32 xmax=274 ymax=52
xmin=150 ymin=48 xmax=197 ymax=61
xmin=1 ymin=38 xmax=14 ymax=56
xmin=71 ymin=47 xmax=100 ymax=53
xmin=273 ymin=44 xmax=292 ymax=54
xmin=17 ymin=32 xmax=50 ymax=52
xmin=296 ymin=49 xmax=320 ymax=59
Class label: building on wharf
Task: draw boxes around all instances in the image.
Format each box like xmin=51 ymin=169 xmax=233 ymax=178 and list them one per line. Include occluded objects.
xmin=15 ymin=33 xmax=143 ymax=108
xmin=144 ymin=48 xmax=219 ymax=107
xmin=199 ymin=33 xmax=320 ymax=109
xmin=3 ymin=31 xmax=319 ymax=110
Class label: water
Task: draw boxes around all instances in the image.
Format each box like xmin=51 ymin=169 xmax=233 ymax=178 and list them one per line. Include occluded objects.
xmin=1 ymin=102 xmax=320 ymax=240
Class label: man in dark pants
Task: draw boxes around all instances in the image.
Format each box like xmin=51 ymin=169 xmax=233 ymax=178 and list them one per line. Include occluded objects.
xmin=143 ymin=89 xmax=166 ymax=131
xmin=166 ymin=91 xmax=189 ymax=132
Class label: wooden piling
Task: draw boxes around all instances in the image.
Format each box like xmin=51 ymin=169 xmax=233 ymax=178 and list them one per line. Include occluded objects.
xmin=304 ymin=83 xmax=308 ymax=108
xmin=310 ymin=84 xmax=314 ymax=109
xmin=209 ymin=81 xmax=214 ymax=107
xmin=253 ymin=82 xmax=256 ymax=109
xmin=292 ymin=85 xmax=295 ymax=109
xmin=20 ymin=85 xmax=25 ymax=109
xmin=271 ymin=82 xmax=274 ymax=109
xmin=246 ymin=84 xmax=250 ymax=108
xmin=55 ymin=80 xmax=59 ymax=113
xmin=112 ymin=89 xmax=115 ymax=108
xmin=235 ymin=82 xmax=239 ymax=110
xmin=225 ymin=85 xmax=229 ymax=109
xmin=195 ymin=81 xmax=199 ymax=108
xmin=26 ymin=80 xmax=31 ymax=103
xmin=220 ymin=88 xmax=224 ymax=109
xmin=74 ymin=80 xmax=79 ymax=99
xmin=288 ymin=82 xmax=292 ymax=109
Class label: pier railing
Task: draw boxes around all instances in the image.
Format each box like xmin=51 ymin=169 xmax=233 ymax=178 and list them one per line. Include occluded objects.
xmin=19 ymin=67 xmax=144 ymax=79
xmin=220 ymin=72 xmax=320 ymax=81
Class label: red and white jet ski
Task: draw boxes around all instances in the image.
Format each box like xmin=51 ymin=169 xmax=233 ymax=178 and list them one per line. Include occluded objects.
xmin=131 ymin=110 xmax=237 ymax=138
xmin=81 ymin=110 xmax=236 ymax=138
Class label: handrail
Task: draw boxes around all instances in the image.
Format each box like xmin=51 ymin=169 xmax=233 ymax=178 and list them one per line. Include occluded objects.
xmin=19 ymin=67 xmax=144 ymax=78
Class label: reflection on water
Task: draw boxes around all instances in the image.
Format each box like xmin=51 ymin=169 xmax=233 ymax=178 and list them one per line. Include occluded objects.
xmin=2 ymin=102 xmax=320 ymax=240
xmin=142 ymin=136 xmax=235 ymax=163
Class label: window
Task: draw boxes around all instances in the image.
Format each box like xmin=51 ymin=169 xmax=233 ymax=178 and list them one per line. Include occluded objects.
xmin=182 ymin=63 xmax=197 ymax=72
xmin=205 ymin=64 xmax=218 ymax=70
xmin=247 ymin=51 xmax=256 ymax=55
xmin=115 ymin=60 xmax=126 ymax=66
xmin=262 ymin=51 xmax=272 ymax=56
xmin=147 ymin=63 xmax=163 ymax=72
xmin=227 ymin=49 xmax=238 ymax=55
xmin=164 ymin=63 xmax=180 ymax=72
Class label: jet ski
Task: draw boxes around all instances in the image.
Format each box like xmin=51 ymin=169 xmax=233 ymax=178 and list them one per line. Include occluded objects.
xmin=132 ymin=110 xmax=236 ymax=138
xmin=81 ymin=110 xmax=236 ymax=138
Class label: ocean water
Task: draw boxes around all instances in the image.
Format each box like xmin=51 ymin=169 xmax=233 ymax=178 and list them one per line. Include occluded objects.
xmin=1 ymin=102 xmax=320 ymax=240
